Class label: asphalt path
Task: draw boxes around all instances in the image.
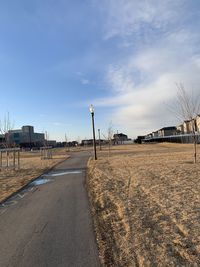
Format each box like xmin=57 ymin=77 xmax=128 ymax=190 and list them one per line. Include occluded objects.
xmin=0 ymin=151 xmax=100 ymax=267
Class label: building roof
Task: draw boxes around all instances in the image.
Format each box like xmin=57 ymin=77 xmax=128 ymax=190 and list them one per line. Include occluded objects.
xmin=113 ymin=133 xmax=127 ymax=136
xmin=159 ymin=126 xmax=176 ymax=130
xmin=9 ymin=129 xmax=22 ymax=133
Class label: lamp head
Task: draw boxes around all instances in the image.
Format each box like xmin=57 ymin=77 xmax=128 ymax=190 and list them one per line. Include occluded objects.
xmin=89 ymin=104 xmax=94 ymax=114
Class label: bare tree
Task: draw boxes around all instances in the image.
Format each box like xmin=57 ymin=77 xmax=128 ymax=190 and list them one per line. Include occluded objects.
xmin=174 ymin=83 xmax=200 ymax=163
xmin=102 ymin=122 xmax=114 ymax=157
xmin=108 ymin=122 xmax=113 ymax=156
xmin=45 ymin=131 xmax=49 ymax=147
xmin=76 ymin=136 xmax=81 ymax=146
xmin=0 ymin=112 xmax=14 ymax=148
xmin=65 ymin=133 xmax=70 ymax=151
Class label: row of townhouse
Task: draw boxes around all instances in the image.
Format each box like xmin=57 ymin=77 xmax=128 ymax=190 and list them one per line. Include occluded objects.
xmin=145 ymin=126 xmax=177 ymax=140
xmin=143 ymin=115 xmax=200 ymax=143
xmin=177 ymin=115 xmax=200 ymax=134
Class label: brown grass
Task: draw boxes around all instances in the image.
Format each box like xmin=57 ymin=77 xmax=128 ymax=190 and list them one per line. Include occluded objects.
xmin=87 ymin=143 xmax=200 ymax=266
xmin=0 ymin=148 xmax=69 ymax=203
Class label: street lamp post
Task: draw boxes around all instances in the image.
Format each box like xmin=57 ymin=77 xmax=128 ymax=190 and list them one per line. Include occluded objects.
xmin=89 ymin=105 xmax=97 ymax=160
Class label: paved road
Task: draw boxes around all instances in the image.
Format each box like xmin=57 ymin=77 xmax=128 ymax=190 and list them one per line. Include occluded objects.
xmin=0 ymin=151 xmax=100 ymax=267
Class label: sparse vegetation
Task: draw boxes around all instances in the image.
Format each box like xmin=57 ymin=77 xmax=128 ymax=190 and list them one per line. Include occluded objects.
xmin=87 ymin=143 xmax=200 ymax=266
xmin=0 ymin=112 xmax=14 ymax=148
xmin=0 ymin=148 xmax=69 ymax=203
xmin=172 ymin=84 xmax=200 ymax=163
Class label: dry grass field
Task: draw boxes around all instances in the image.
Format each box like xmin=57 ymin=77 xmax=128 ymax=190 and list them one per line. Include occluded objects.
xmin=0 ymin=148 xmax=69 ymax=203
xmin=87 ymin=143 xmax=200 ymax=266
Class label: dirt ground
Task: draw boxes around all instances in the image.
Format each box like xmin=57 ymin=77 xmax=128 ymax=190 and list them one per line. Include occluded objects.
xmin=87 ymin=143 xmax=200 ymax=267
xmin=0 ymin=148 xmax=69 ymax=203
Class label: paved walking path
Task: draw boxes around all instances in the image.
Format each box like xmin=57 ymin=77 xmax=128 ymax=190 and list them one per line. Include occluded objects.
xmin=0 ymin=151 xmax=100 ymax=267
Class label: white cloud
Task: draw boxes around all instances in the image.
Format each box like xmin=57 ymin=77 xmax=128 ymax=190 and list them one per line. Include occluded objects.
xmin=98 ymin=0 xmax=186 ymax=40
xmin=91 ymin=0 xmax=200 ymax=137
xmin=81 ymin=78 xmax=90 ymax=85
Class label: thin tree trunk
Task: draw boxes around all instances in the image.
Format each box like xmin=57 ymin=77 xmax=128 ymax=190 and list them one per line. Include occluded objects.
xmin=194 ymin=132 xmax=197 ymax=163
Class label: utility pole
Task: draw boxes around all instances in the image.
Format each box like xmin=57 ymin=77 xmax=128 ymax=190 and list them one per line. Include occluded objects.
xmin=89 ymin=105 xmax=97 ymax=160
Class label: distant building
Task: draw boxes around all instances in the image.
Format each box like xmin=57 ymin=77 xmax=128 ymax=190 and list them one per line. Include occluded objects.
xmin=134 ymin=136 xmax=145 ymax=144
xmin=142 ymin=115 xmax=200 ymax=144
xmin=145 ymin=133 xmax=153 ymax=140
xmin=152 ymin=131 xmax=159 ymax=138
xmin=181 ymin=117 xmax=200 ymax=134
xmin=183 ymin=120 xmax=191 ymax=134
xmin=8 ymin=125 xmax=45 ymax=148
xmin=176 ymin=124 xmax=184 ymax=134
xmin=47 ymin=140 xmax=57 ymax=147
xmin=158 ymin=126 xmax=177 ymax=137
xmin=113 ymin=133 xmax=128 ymax=144
xmin=177 ymin=119 xmax=199 ymax=134
xmin=196 ymin=115 xmax=200 ymax=132
xmin=81 ymin=139 xmax=94 ymax=146
xmin=68 ymin=141 xmax=78 ymax=147
xmin=0 ymin=134 xmax=5 ymax=147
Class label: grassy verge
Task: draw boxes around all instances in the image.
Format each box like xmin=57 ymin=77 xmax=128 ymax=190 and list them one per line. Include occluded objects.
xmin=0 ymin=148 xmax=69 ymax=203
xmin=87 ymin=143 xmax=200 ymax=266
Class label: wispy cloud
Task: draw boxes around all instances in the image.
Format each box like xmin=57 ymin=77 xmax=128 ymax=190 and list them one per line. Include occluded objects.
xmin=98 ymin=0 xmax=186 ymax=41
xmin=91 ymin=0 xmax=200 ymax=136
xmin=76 ymin=71 xmax=91 ymax=85
xmin=80 ymin=78 xmax=90 ymax=85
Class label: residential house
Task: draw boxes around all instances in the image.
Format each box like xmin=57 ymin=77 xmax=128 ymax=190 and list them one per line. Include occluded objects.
xmin=113 ymin=133 xmax=128 ymax=144
xmin=152 ymin=131 xmax=159 ymax=138
xmin=183 ymin=120 xmax=194 ymax=134
xmin=145 ymin=133 xmax=153 ymax=140
xmin=134 ymin=136 xmax=145 ymax=144
xmin=195 ymin=115 xmax=200 ymax=132
xmin=176 ymin=124 xmax=184 ymax=134
xmin=158 ymin=126 xmax=177 ymax=137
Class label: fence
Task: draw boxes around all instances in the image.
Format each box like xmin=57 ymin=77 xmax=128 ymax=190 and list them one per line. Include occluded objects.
xmin=40 ymin=146 xmax=53 ymax=160
xmin=144 ymin=134 xmax=200 ymax=144
xmin=0 ymin=148 xmax=20 ymax=170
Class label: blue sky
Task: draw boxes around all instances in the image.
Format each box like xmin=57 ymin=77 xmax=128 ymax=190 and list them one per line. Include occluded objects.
xmin=0 ymin=0 xmax=200 ymax=141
